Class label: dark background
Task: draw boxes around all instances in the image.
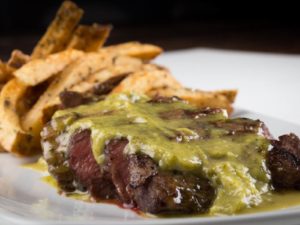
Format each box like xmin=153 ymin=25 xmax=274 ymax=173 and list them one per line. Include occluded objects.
xmin=1 ymin=0 xmax=300 ymax=60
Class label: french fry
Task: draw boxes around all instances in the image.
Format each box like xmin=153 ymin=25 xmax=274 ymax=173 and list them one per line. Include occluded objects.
xmin=0 ymin=60 xmax=7 ymax=83
xmin=0 ymin=83 xmax=4 ymax=92
xmin=14 ymin=42 xmax=160 ymax=86
xmin=7 ymin=50 xmax=30 ymax=69
xmin=111 ymin=64 xmax=182 ymax=94
xmin=22 ymin=52 xmax=115 ymax=147
xmin=67 ymin=24 xmax=112 ymax=51
xmin=0 ymin=79 xmax=39 ymax=155
xmin=71 ymin=56 xmax=142 ymax=92
xmin=147 ymin=87 xmax=237 ymax=114
xmin=0 ymin=143 xmax=5 ymax=152
xmin=0 ymin=60 xmax=14 ymax=83
xmin=214 ymin=90 xmax=237 ymax=103
xmin=99 ymin=42 xmax=163 ymax=60
xmin=0 ymin=79 xmax=27 ymax=135
xmin=14 ymin=49 xmax=84 ymax=86
xmin=31 ymin=1 xmax=83 ymax=59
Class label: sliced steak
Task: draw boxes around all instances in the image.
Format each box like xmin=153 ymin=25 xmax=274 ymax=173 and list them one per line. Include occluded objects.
xmin=267 ymin=133 xmax=300 ymax=189
xmin=68 ymin=130 xmax=117 ymax=199
xmin=59 ymin=90 xmax=104 ymax=109
xmin=104 ymin=138 xmax=215 ymax=214
xmin=132 ymin=172 xmax=215 ymax=214
xmin=93 ymin=74 xmax=128 ymax=96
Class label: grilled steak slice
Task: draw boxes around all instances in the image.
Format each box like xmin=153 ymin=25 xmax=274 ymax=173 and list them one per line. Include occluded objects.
xmin=267 ymin=133 xmax=300 ymax=189
xmin=93 ymin=74 xmax=128 ymax=96
xmin=104 ymin=138 xmax=215 ymax=214
xmin=59 ymin=91 xmax=92 ymax=109
xmin=59 ymin=74 xmax=127 ymax=109
xmin=132 ymin=172 xmax=214 ymax=214
xmin=59 ymin=90 xmax=105 ymax=109
xmin=68 ymin=130 xmax=117 ymax=199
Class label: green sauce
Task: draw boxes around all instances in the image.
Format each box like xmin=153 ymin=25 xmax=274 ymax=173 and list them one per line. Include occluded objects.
xmin=51 ymin=93 xmax=270 ymax=215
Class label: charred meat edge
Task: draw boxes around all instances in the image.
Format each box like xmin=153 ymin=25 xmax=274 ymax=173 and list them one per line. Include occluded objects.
xmin=268 ymin=133 xmax=300 ymax=189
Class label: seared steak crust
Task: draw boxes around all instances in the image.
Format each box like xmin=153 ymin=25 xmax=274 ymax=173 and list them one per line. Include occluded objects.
xmin=104 ymin=138 xmax=215 ymax=214
xmin=267 ymin=133 xmax=300 ymax=189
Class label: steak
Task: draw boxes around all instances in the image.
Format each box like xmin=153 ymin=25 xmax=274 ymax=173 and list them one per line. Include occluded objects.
xmin=267 ymin=133 xmax=300 ymax=189
xmin=59 ymin=74 xmax=127 ymax=109
xmin=67 ymin=132 xmax=215 ymax=214
xmin=59 ymin=90 xmax=105 ymax=109
xmin=68 ymin=130 xmax=117 ymax=199
xmin=41 ymin=94 xmax=300 ymax=215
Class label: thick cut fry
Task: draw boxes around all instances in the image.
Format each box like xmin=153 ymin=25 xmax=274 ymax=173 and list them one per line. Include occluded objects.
xmin=0 ymin=60 xmax=14 ymax=83
xmin=0 ymin=60 xmax=7 ymax=82
xmin=111 ymin=65 xmax=182 ymax=94
xmin=31 ymin=1 xmax=83 ymax=59
xmin=0 ymin=79 xmax=39 ymax=155
xmin=99 ymin=42 xmax=163 ymax=60
xmin=0 ymin=79 xmax=26 ymax=133
xmin=67 ymin=24 xmax=112 ymax=51
xmin=22 ymin=52 xmax=115 ymax=147
xmin=0 ymin=144 xmax=5 ymax=152
xmin=147 ymin=87 xmax=237 ymax=114
xmin=14 ymin=49 xmax=84 ymax=86
xmin=71 ymin=56 xmax=142 ymax=93
xmin=7 ymin=50 xmax=30 ymax=69
xmin=15 ymin=42 xmax=161 ymax=86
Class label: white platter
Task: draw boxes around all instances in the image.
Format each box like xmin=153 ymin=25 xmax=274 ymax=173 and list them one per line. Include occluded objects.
xmin=1 ymin=49 xmax=300 ymax=225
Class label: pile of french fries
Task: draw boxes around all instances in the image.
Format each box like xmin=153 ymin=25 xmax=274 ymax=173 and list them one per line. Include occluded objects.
xmin=0 ymin=1 xmax=237 ymax=156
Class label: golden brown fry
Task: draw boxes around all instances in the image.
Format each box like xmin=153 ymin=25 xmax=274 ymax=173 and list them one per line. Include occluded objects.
xmin=0 ymin=60 xmax=14 ymax=83
xmin=111 ymin=64 xmax=182 ymax=94
xmin=147 ymin=87 xmax=237 ymax=114
xmin=67 ymin=23 xmax=112 ymax=51
xmin=0 ymin=79 xmax=39 ymax=155
xmin=0 ymin=144 xmax=5 ymax=152
xmin=14 ymin=42 xmax=161 ymax=86
xmin=31 ymin=1 xmax=83 ymax=59
xmin=0 ymin=60 xmax=7 ymax=82
xmin=7 ymin=50 xmax=30 ymax=69
xmin=71 ymin=56 xmax=142 ymax=93
xmin=0 ymin=79 xmax=27 ymax=133
xmin=14 ymin=49 xmax=84 ymax=86
xmin=99 ymin=42 xmax=163 ymax=60
xmin=214 ymin=90 xmax=237 ymax=103
xmin=22 ymin=52 xmax=115 ymax=146
xmin=0 ymin=83 xmax=4 ymax=92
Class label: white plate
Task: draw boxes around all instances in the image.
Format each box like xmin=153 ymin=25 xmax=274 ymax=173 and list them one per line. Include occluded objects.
xmin=1 ymin=49 xmax=300 ymax=225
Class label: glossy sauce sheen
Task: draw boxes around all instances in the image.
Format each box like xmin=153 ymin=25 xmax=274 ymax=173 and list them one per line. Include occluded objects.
xmin=43 ymin=93 xmax=273 ymax=215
